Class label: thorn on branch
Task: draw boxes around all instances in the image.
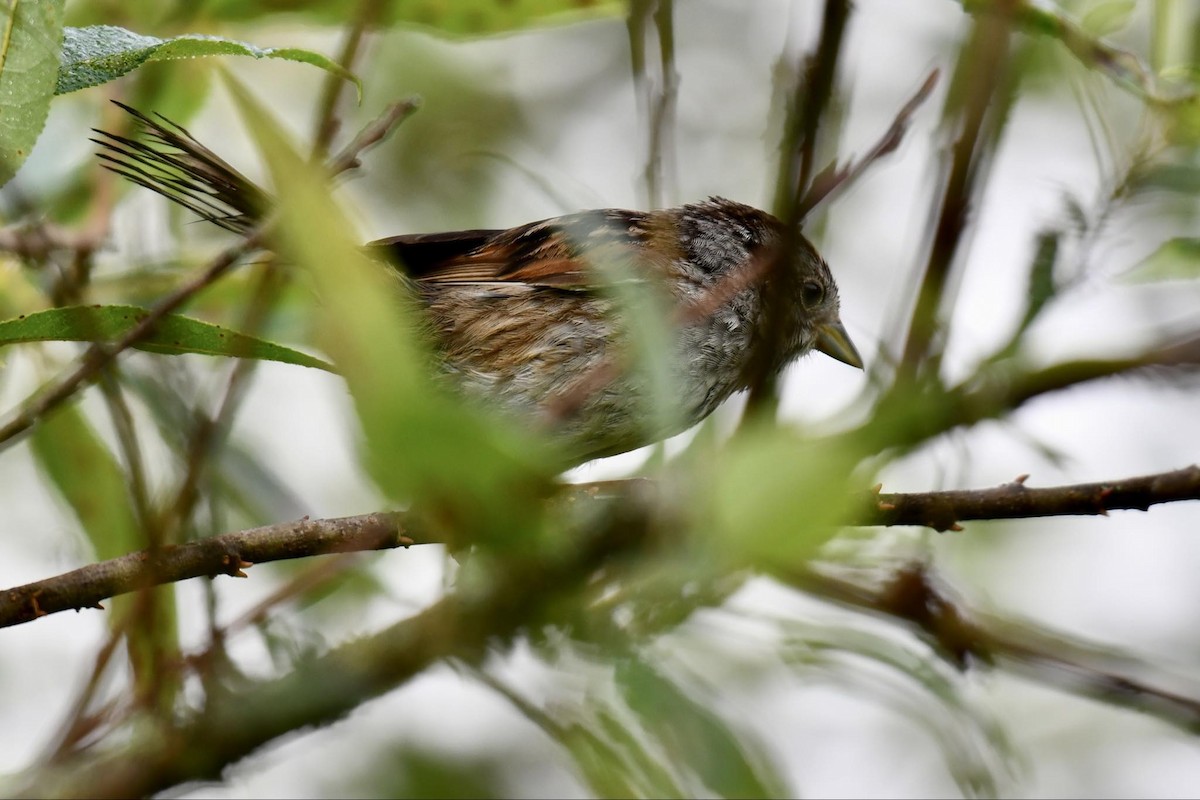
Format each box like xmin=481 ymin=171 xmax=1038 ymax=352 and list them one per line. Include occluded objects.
xmin=219 ymin=553 xmax=254 ymax=578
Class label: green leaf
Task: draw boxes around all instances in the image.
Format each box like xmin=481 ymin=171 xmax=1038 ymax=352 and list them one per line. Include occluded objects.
xmin=1129 ymin=162 xmax=1200 ymax=194
xmin=1081 ymin=0 xmax=1137 ymax=37
xmin=31 ymin=402 xmax=138 ymax=560
xmin=707 ymin=426 xmax=856 ymax=567
xmin=225 ymin=77 xmax=555 ymax=541
xmin=0 ymin=0 xmax=66 ymax=186
xmin=0 ymin=305 xmax=336 ymax=371
xmin=195 ymin=0 xmax=622 ymax=35
xmin=1123 ymin=237 xmax=1200 ymax=282
xmin=616 ymin=656 xmax=788 ymax=798
xmin=1016 ymin=230 xmax=1059 ymax=335
xmin=988 ymin=230 xmax=1061 ymax=363
xmin=30 ymin=400 xmax=179 ymax=698
xmin=55 ymin=25 xmax=360 ymax=97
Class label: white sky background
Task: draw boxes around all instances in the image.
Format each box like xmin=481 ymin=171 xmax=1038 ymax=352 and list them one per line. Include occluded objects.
xmin=2 ymin=0 xmax=1200 ymax=796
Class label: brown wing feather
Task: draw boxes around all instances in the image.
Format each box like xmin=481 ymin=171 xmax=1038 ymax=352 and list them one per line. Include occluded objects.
xmin=370 ymin=210 xmax=664 ymax=290
xmin=367 ymin=230 xmax=503 ymax=278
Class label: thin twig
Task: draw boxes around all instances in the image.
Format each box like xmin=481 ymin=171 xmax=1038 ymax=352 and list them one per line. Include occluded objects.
xmin=745 ymin=0 xmax=852 ymax=414
xmin=326 ymin=98 xmax=421 ymax=178
xmin=0 ymin=228 xmax=267 ymax=452
xmin=798 ymin=69 xmax=940 ymax=217
xmin=0 ymin=100 xmax=419 ymax=453
xmin=626 ymin=0 xmax=678 ymax=209
xmin=899 ymin=6 xmax=1014 ymax=375
xmin=163 ymin=261 xmax=285 ymax=543
xmin=311 ymin=0 xmax=381 ymax=158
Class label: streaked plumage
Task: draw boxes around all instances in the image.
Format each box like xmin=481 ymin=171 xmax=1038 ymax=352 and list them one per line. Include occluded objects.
xmin=93 ymin=104 xmax=861 ymax=462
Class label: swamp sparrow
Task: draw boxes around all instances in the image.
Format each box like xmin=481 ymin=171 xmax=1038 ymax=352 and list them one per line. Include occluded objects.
xmin=95 ymin=105 xmax=862 ymax=463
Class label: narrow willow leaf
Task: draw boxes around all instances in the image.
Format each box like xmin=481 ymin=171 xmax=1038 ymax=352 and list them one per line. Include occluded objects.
xmin=1123 ymin=237 xmax=1200 ymax=282
xmin=225 ymin=77 xmax=555 ymax=540
xmin=1129 ymin=163 xmax=1200 ymax=195
xmin=1081 ymin=0 xmax=1137 ymax=36
xmin=30 ymin=401 xmax=178 ymax=699
xmin=616 ymin=656 xmax=788 ymax=799
xmin=195 ymin=0 xmax=622 ymax=34
xmin=0 ymin=305 xmax=335 ymax=371
xmin=708 ymin=427 xmax=857 ymax=567
xmin=31 ymin=403 xmax=138 ymax=560
xmin=55 ymin=25 xmax=360 ymax=97
xmin=0 ymin=0 xmax=65 ymax=186
xmin=1017 ymin=230 xmax=1059 ymax=335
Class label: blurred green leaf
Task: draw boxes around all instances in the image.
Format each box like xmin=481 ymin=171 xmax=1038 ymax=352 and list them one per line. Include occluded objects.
xmin=1081 ymin=0 xmax=1136 ymax=37
xmin=1021 ymin=231 xmax=1058 ymax=329
xmin=547 ymin=723 xmax=646 ymax=798
xmin=55 ymin=25 xmax=360 ymax=96
xmin=992 ymin=229 xmax=1060 ymax=361
xmin=776 ymin=619 xmax=1006 ymax=797
xmin=1123 ymin=237 xmax=1200 ymax=282
xmin=963 ymin=0 xmax=1172 ymax=103
xmin=1129 ymin=162 xmax=1200 ymax=194
xmin=117 ymin=367 xmax=309 ymax=531
xmin=0 ymin=0 xmax=65 ymax=186
xmin=474 ymin=663 xmax=682 ymax=797
xmin=346 ymin=745 xmax=508 ymax=799
xmin=594 ymin=253 xmax=682 ymax=453
xmin=196 ymin=0 xmax=623 ymax=34
xmin=30 ymin=401 xmax=138 ymax=559
xmin=708 ymin=427 xmax=856 ymax=566
xmin=616 ymin=656 xmax=787 ymax=798
xmin=31 ymin=399 xmax=179 ymax=701
xmin=0 ymin=305 xmax=335 ymax=370
xmin=225 ymin=77 xmax=555 ymax=541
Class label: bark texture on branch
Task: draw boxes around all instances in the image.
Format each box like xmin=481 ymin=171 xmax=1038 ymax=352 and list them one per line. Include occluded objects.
xmin=869 ymin=465 xmax=1200 ymax=531
xmin=4 ymin=467 xmax=1198 ymax=630
xmin=0 ymin=513 xmax=412 ymax=629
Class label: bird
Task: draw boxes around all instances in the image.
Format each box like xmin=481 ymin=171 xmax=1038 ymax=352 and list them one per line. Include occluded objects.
xmin=93 ymin=103 xmax=862 ymax=464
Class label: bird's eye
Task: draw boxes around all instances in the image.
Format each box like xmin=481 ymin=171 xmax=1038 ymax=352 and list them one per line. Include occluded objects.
xmin=801 ymin=280 xmax=825 ymax=307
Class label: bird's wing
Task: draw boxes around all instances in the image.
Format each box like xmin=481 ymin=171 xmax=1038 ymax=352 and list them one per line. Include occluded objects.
xmin=367 ymin=209 xmax=676 ymax=290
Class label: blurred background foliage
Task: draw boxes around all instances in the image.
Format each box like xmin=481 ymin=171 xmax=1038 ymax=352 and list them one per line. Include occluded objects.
xmin=2 ymin=0 xmax=1200 ymax=797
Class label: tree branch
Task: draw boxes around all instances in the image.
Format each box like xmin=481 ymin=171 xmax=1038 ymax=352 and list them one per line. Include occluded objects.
xmin=14 ymin=494 xmax=654 ymax=800
xmin=868 ymin=465 xmax=1200 ymax=531
xmin=5 ymin=465 xmax=1198 ymax=631
xmin=862 ymin=334 xmax=1200 ymax=453
xmin=0 ymin=513 xmax=414 ymax=629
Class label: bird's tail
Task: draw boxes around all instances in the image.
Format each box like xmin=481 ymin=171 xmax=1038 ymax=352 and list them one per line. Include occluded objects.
xmin=92 ymin=102 xmax=270 ymax=234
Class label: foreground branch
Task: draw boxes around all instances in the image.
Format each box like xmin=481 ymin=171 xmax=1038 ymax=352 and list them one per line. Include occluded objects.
xmin=15 ymin=493 xmax=653 ymax=799
xmin=4 ymin=466 xmax=1198 ymax=630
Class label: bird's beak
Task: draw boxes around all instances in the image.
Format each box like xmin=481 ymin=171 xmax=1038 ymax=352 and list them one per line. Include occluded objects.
xmin=815 ymin=321 xmax=864 ymax=369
